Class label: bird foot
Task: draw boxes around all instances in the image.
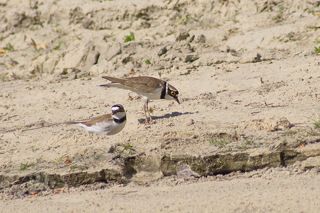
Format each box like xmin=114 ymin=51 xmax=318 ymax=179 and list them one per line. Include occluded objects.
xmin=144 ymin=117 xmax=156 ymax=125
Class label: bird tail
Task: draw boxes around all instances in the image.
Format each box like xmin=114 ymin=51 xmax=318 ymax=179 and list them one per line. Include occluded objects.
xmin=99 ymin=76 xmax=130 ymax=90
xmin=102 ymin=76 xmax=126 ymax=84
xmin=64 ymin=121 xmax=81 ymax=125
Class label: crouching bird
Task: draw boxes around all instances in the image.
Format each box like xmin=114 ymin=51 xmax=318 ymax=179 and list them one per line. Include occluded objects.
xmin=66 ymin=104 xmax=126 ymax=135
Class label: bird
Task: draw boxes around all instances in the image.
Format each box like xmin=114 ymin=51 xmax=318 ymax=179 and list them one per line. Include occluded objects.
xmin=99 ymin=76 xmax=180 ymax=123
xmin=66 ymin=104 xmax=126 ymax=135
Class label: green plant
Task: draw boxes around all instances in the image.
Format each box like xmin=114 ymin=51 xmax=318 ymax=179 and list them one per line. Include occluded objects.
xmin=120 ymin=143 xmax=136 ymax=155
xmin=272 ymin=4 xmax=285 ymax=23
xmin=19 ymin=162 xmax=34 ymax=171
xmin=314 ymin=46 xmax=320 ymax=55
xmin=144 ymin=59 xmax=151 ymax=65
xmin=124 ymin=32 xmax=135 ymax=43
xmin=314 ymin=120 xmax=320 ymax=129
xmin=209 ymin=138 xmax=230 ymax=148
xmin=122 ymin=143 xmax=134 ymax=151
xmin=177 ymin=14 xmax=197 ymax=25
xmin=53 ymin=41 xmax=64 ymax=50
xmin=4 ymin=43 xmax=14 ymax=51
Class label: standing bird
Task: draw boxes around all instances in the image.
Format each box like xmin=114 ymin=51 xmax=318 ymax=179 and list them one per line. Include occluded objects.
xmin=66 ymin=104 xmax=126 ymax=135
xmin=99 ymin=76 xmax=180 ymax=122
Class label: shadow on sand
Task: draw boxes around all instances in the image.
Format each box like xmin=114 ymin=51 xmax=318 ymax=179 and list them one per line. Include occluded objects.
xmin=138 ymin=111 xmax=197 ymax=124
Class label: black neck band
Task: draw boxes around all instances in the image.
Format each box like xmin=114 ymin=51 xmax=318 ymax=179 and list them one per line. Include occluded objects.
xmin=113 ymin=116 xmax=126 ymax=124
xmin=160 ymin=82 xmax=167 ymax=99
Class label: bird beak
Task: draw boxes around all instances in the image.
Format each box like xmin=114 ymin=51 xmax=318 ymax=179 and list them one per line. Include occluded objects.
xmin=175 ymin=96 xmax=180 ymax=104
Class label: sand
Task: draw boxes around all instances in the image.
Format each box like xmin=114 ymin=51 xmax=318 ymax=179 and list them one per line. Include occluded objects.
xmin=1 ymin=0 xmax=320 ymax=211
xmin=2 ymin=169 xmax=320 ymax=213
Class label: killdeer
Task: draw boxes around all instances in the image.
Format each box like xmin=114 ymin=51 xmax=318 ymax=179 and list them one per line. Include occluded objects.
xmin=66 ymin=104 xmax=126 ymax=135
xmin=99 ymin=76 xmax=180 ymax=122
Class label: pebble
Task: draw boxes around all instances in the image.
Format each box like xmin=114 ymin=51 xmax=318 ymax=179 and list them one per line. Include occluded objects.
xmin=158 ymin=46 xmax=167 ymax=56
xmin=196 ymin=34 xmax=206 ymax=43
xmin=186 ymin=119 xmax=195 ymax=126
xmin=184 ymin=54 xmax=199 ymax=63
xmin=176 ymin=31 xmax=190 ymax=41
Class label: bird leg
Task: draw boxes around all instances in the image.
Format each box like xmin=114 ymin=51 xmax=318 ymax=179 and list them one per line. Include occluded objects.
xmin=143 ymin=99 xmax=149 ymax=123
xmin=143 ymin=98 xmax=152 ymax=124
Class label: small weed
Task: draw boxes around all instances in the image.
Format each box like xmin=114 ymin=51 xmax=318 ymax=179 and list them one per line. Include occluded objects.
xmin=179 ymin=15 xmax=190 ymax=25
xmin=121 ymin=143 xmax=136 ymax=155
xmin=0 ymin=73 xmax=9 ymax=81
xmin=238 ymin=139 xmax=255 ymax=150
xmin=53 ymin=41 xmax=64 ymax=51
xmin=314 ymin=120 xmax=320 ymax=129
xmin=272 ymin=5 xmax=285 ymax=23
xmin=3 ymin=43 xmax=14 ymax=51
xmin=31 ymin=145 xmax=39 ymax=152
xmin=272 ymin=13 xmax=283 ymax=23
xmin=283 ymin=129 xmax=298 ymax=136
xmin=123 ymin=143 xmax=134 ymax=151
xmin=124 ymin=32 xmax=135 ymax=43
xmin=244 ymin=139 xmax=254 ymax=146
xmin=177 ymin=14 xmax=197 ymax=25
xmin=69 ymin=164 xmax=88 ymax=171
xmin=144 ymin=59 xmax=151 ymax=65
xmin=148 ymin=106 xmax=154 ymax=114
xmin=209 ymin=138 xmax=230 ymax=148
xmin=314 ymin=46 xmax=320 ymax=55
xmin=19 ymin=162 xmax=34 ymax=171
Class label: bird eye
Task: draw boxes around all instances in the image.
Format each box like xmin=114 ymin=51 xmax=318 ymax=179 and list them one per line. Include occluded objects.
xmin=171 ymin=91 xmax=176 ymax=96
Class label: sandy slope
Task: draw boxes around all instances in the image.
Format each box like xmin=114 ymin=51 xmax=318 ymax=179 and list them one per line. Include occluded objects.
xmin=2 ymin=169 xmax=320 ymax=213
xmin=1 ymin=0 xmax=320 ymax=211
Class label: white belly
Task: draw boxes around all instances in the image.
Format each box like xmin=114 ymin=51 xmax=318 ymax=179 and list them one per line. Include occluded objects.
xmin=78 ymin=120 xmax=126 ymax=135
xmin=140 ymin=87 xmax=163 ymax=100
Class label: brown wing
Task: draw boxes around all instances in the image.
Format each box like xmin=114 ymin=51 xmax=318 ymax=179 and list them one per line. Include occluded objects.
xmin=102 ymin=76 xmax=165 ymax=93
xmin=123 ymin=76 xmax=164 ymax=93
xmin=67 ymin=114 xmax=112 ymax=127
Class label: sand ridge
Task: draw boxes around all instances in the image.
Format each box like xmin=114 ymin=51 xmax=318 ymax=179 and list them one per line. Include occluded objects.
xmin=1 ymin=0 xmax=320 ymax=211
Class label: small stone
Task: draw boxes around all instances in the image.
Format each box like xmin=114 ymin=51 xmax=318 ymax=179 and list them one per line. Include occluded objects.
xmin=187 ymin=35 xmax=195 ymax=43
xmin=104 ymin=42 xmax=122 ymax=61
xmin=196 ymin=34 xmax=206 ymax=43
xmin=184 ymin=54 xmax=199 ymax=63
xmin=252 ymin=53 xmax=262 ymax=63
xmin=0 ymin=0 xmax=7 ymax=6
xmin=167 ymin=122 xmax=174 ymax=127
xmin=186 ymin=119 xmax=195 ymax=126
xmin=177 ymin=163 xmax=200 ymax=179
xmin=141 ymin=21 xmax=151 ymax=28
xmin=108 ymin=144 xmax=116 ymax=153
xmin=121 ymin=54 xmax=133 ymax=64
xmin=69 ymin=7 xmax=85 ymax=24
xmin=273 ymin=117 xmax=293 ymax=131
xmin=176 ymin=31 xmax=190 ymax=41
xmin=158 ymin=46 xmax=167 ymax=56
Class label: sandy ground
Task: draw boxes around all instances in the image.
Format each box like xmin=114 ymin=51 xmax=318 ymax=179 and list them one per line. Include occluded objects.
xmin=2 ymin=169 xmax=320 ymax=213
xmin=1 ymin=0 xmax=320 ymax=211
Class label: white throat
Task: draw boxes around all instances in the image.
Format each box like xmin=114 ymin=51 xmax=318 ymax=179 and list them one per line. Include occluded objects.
xmin=112 ymin=112 xmax=126 ymax=121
